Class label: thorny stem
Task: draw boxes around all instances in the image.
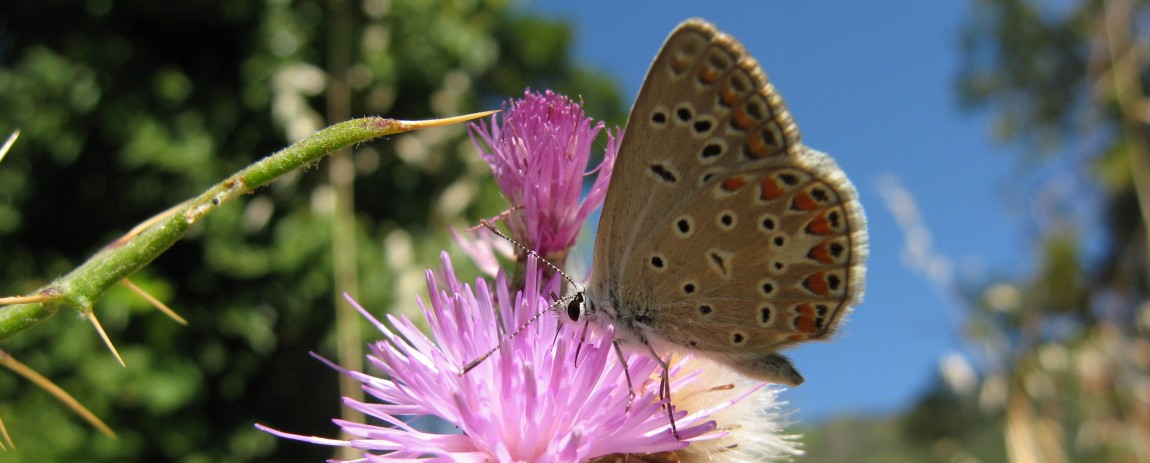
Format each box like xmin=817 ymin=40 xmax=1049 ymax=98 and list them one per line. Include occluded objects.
xmin=0 ymin=112 xmax=495 ymax=341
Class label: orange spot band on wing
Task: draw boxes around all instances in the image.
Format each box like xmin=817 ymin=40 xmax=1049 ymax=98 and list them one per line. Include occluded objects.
xmin=719 ymin=82 xmax=742 ymax=105
xmin=745 ymin=130 xmax=773 ymax=158
xmin=760 ymin=177 xmax=785 ymax=201
xmin=808 ymin=240 xmax=836 ymax=264
xmin=806 ymin=212 xmax=834 ymax=235
xmin=670 ymin=53 xmax=693 ymax=74
xmin=732 ymin=107 xmax=757 ymax=131
xmin=803 ymin=272 xmax=830 ymax=295
xmin=721 ymin=176 xmax=748 ymax=192
xmin=793 ymin=304 xmax=820 ymax=333
xmin=791 ymin=191 xmax=819 ymax=211
xmin=698 ymin=66 xmax=721 ymax=84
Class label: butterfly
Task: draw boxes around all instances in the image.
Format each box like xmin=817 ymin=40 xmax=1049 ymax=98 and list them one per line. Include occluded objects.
xmin=574 ymin=18 xmax=867 ymax=388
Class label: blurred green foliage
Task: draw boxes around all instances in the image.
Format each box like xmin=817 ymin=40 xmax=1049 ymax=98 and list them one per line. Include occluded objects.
xmin=0 ymin=0 xmax=622 ymax=461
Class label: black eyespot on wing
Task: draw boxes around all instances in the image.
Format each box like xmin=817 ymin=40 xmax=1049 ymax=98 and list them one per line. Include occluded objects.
xmin=701 ymin=143 xmax=723 ymax=158
xmin=693 ymin=119 xmax=713 ymax=134
xmin=761 ymin=282 xmax=774 ymax=295
xmin=830 ymin=242 xmax=845 ymax=257
xmin=709 ymin=252 xmax=727 ymax=272
xmin=677 ymin=218 xmax=691 ymax=234
xmin=758 ymin=127 xmax=777 ymax=149
xmin=811 ymin=187 xmax=829 ymax=202
xmin=650 ymin=164 xmax=678 ymax=183
xmin=746 ymin=99 xmax=765 ymax=120
xmin=676 ymin=106 xmax=693 ymax=122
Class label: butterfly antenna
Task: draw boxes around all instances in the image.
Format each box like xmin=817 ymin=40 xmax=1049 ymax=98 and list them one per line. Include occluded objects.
xmin=473 ymin=219 xmax=580 ymax=290
xmin=459 ymin=219 xmax=585 ymax=375
xmin=459 ymin=291 xmax=578 ymax=375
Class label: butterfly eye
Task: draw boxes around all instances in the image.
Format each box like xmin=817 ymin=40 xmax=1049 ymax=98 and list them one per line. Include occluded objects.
xmin=566 ymin=293 xmax=584 ymax=321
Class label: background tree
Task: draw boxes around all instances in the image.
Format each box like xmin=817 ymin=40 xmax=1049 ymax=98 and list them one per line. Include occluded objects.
xmin=802 ymin=1 xmax=1149 ymax=461
xmin=0 ymin=1 xmax=622 ymax=461
xmin=957 ymin=0 xmax=1150 ymax=460
xmin=812 ymin=1 xmax=1150 ymax=461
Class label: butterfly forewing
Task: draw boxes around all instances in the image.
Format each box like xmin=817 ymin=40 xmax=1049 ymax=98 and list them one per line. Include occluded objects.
xmin=594 ymin=21 xmax=797 ymax=287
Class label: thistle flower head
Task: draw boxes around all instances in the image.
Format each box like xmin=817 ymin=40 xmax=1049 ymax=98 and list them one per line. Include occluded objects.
xmin=467 ymin=89 xmax=617 ymax=264
xmin=260 ymin=254 xmax=739 ymax=461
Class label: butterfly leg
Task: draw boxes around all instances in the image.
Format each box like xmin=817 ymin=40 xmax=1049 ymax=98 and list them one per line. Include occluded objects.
xmin=659 ymin=358 xmax=681 ymax=440
xmin=547 ymin=291 xmax=565 ymax=346
xmin=640 ymin=341 xmax=680 ymax=440
xmin=573 ymin=317 xmax=592 ymax=367
xmin=611 ymin=340 xmax=636 ymax=413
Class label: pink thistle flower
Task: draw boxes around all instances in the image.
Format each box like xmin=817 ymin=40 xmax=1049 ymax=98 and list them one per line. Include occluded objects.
xmin=258 ymin=254 xmax=741 ymax=461
xmin=467 ymin=90 xmax=618 ymax=263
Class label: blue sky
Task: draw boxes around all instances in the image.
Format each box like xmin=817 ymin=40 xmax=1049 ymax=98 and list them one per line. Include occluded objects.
xmin=528 ymin=2 xmax=1034 ymax=421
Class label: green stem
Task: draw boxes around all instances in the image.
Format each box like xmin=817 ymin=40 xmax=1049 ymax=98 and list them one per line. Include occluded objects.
xmin=0 ymin=113 xmax=493 ymax=341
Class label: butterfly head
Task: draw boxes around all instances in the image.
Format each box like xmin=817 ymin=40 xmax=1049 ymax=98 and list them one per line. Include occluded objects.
xmin=558 ymin=290 xmax=625 ymax=342
xmin=564 ymin=292 xmax=585 ymax=322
